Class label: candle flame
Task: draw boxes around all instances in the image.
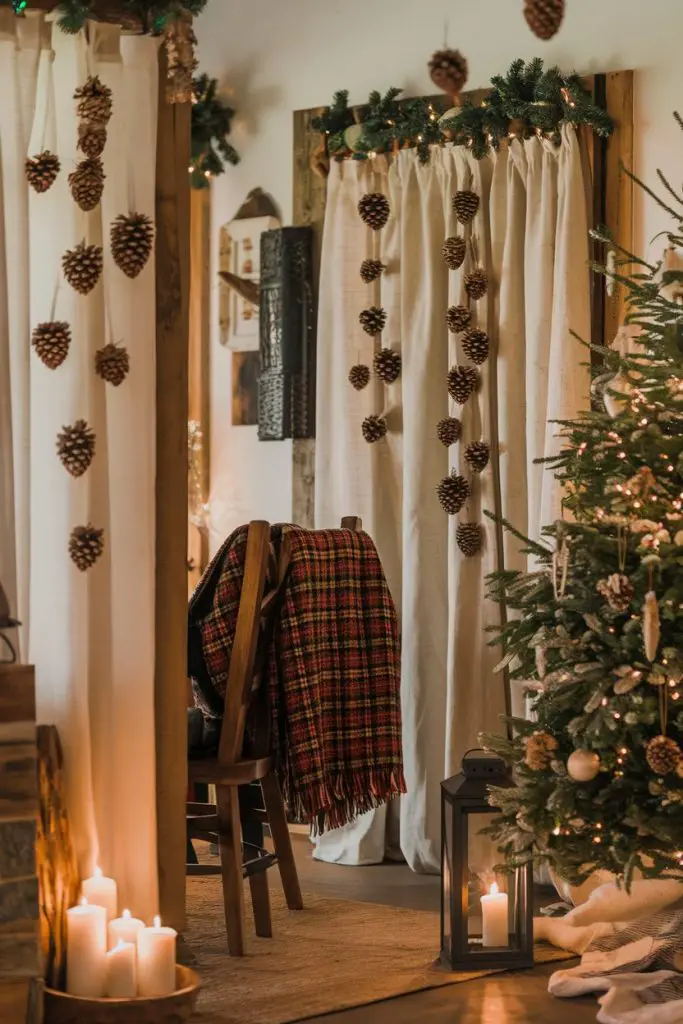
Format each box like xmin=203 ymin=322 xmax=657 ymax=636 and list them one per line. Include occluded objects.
xmin=94 ymin=866 xmax=103 ymax=878
xmin=122 ymin=909 xmax=131 ymax=920
xmin=490 ymin=882 xmax=499 ymax=896
xmin=153 ymin=915 xmax=161 ymax=929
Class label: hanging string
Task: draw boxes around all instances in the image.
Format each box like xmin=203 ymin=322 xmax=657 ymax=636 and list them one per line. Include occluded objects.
xmin=49 ymin=278 xmax=61 ymax=322
xmin=40 ymin=52 xmax=57 ymax=153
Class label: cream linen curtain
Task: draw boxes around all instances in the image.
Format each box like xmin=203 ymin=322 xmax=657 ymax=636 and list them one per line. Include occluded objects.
xmin=0 ymin=13 xmax=159 ymax=919
xmin=314 ymin=126 xmax=590 ymax=871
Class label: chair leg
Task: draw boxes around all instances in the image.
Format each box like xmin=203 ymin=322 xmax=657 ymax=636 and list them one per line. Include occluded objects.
xmin=248 ymin=871 xmax=272 ymax=938
xmin=261 ymin=772 xmax=303 ymax=911
xmin=216 ymin=784 xmax=246 ymax=956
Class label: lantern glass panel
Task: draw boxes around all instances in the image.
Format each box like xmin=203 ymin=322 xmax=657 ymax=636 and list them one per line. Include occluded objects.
xmin=442 ymin=797 xmax=452 ymax=955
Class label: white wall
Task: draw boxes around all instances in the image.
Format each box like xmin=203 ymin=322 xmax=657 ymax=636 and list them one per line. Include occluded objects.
xmin=195 ymin=0 xmax=683 ymax=547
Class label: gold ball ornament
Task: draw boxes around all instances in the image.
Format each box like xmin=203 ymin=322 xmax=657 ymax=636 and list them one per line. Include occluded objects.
xmin=567 ymin=749 xmax=601 ymax=782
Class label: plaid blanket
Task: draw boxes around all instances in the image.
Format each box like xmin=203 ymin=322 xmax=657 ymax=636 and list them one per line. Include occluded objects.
xmin=188 ymin=524 xmax=405 ymax=831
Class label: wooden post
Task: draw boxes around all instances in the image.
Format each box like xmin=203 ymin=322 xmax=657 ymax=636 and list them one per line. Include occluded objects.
xmin=155 ymin=49 xmax=191 ymax=932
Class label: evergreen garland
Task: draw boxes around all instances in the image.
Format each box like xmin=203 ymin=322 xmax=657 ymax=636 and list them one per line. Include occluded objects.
xmin=55 ymin=0 xmax=208 ymax=34
xmin=310 ymin=90 xmax=355 ymax=156
xmin=190 ymin=73 xmax=239 ymax=189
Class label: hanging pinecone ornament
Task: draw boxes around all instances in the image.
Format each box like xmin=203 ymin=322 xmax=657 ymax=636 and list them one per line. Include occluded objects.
xmin=68 ymin=157 xmax=105 ymax=212
xmin=464 ymin=440 xmax=490 ymax=473
xmin=358 ymin=193 xmax=390 ymax=231
xmin=447 ymin=365 xmax=479 ymax=404
xmin=523 ymin=730 xmax=558 ymax=771
xmin=446 ymin=305 xmax=472 ymax=334
xmin=110 ymin=213 xmax=155 ymax=279
xmin=442 ymin=236 xmax=466 ymax=271
xmin=362 ymin=415 xmax=388 ymax=444
xmin=437 ymin=417 xmax=462 ymax=446
xmin=465 ymin=268 xmax=488 ymax=301
xmin=74 ymin=76 xmax=113 ymax=126
xmin=25 ymin=151 xmax=60 ymax=193
xmin=453 ymin=190 xmax=480 ymax=225
xmin=462 ymin=328 xmax=490 ymax=365
xmin=437 ymin=472 xmax=470 ymax=515
xmin=56 ymin=420 xmax=96 ymax=478
xmin=31 ymin=321 xmax=71 ymax=369
xmin=523 ymin=0 xmax=565 ymax=40
xmin=646 ymin=735 xmax=682 ymax=776
xmin=348 ymin=364 xmax=371 ymax=391
xmin=597 ymin=573 xmax=635 ymax=613
xmin=457 ymin=522 xmax=483 ymax=556
xmin=62 ymin=241 xmax=103 ymax=295
xmin=428 ymin=49 xmax=469 ymax=100
xmin=69 ymin=524 xmax=105 ymax=572
xmin=77 ymin=122 xmax=107 ymax=159
xmin=359 ymin=306 xmax=387 ymax=336
xmin=360 ymin=259 xmax=385 ymax=283
xmin=95 ymin=343 xmax=130 ymax=387
xmin=373 ymin=348 xmax=401 ymax=384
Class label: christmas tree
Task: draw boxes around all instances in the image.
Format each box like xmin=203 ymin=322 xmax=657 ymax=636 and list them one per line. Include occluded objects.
xmin=482 ymin=118 xmax=683 ymax=889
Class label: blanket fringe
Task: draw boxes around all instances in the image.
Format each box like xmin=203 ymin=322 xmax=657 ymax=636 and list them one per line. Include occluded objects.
xmin=283 ymin=766 xmax=407 ymax=836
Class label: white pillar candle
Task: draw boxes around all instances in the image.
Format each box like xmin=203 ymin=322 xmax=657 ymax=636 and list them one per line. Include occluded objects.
xmin=66 ymin=899 xmax=107 ymax=997
xmin=82 ymin=866 xmax=118 ymax=922
xmin=481 ymin=882 xmax=509 ymax=947
xmin=105 ymin=941 xmax=137 ymax=998
xmin=137 ymin=916 xmax=177 ymax=997
xmin=109 ymin=908 xmax=145 ymax=950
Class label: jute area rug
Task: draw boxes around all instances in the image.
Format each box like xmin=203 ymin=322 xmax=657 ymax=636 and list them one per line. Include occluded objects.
xmin=185 ymin=876 xmax=573 ymax=1024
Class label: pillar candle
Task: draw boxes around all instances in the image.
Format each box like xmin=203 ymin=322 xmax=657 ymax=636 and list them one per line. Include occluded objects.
xmin=82 ymin=866 xmax=118 ymax=922
xmin=109 ymin=908 xmax=145 ymax=950
xmin=137 ymin=916 xmax=177 ymax=997
xmin=105 ymin=941 xmax=137 ymax=998
xmin=481 ymin=882 xmax=508 ymax=947
xmin=66 ymin=900 xmax=107 ymax=997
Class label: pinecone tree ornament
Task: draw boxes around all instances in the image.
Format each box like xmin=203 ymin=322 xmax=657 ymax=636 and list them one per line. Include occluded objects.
xmin=437 ymin=417 xmax=462 ymax=446
xmin=646 ymin=735 xmax=682 ymax=776
xmin=465 ymin=268 xmax=488 ymax=301
xmin=373 ymin=349 xmax=401 ymax=384
xmin=56 ymin=419 xmax=96 ymax=478
xmin=74 ymin=76 xmax=113 ymax=126
xmin=462 ymin=328 xmax=490 ymax=365
xmin=25 ymin=151 xmax=60 ymax=193
xmin=358 ymin=193 xmax=390 ymax=231
xmin=68 ymin=157 xmax=105 ymax=211
xmin=69 ymin=524 xmax=105 ymax=572
xmin=428 ymin=49 xmax=469 ymax=99
xmin=446 ymin=305 xmax=472 ymax=334
xmin=524 ymin=730 xmax=558 ymax=771
xmin=362 ymin=415 xmax=388 ymax=444
xmin=464 ymin=440 xmax=490 ymax=473
xmin=360 ymin=259 xmax=385 ymax=283
xmin=31 ymin=321 xmax=71 ymax=369
xmin=359 ymin=306 xmax=387 ymax=336
xmin=447 ymin=365 xmax=479 ymax=404
xmin=348 ymin=364 xmax=371 ymax=391
xmin=457 ymin=522 xmax=483 ymax=556
xmin=453 ymin=190 xmax=480 ymax=225
xmin=110 ymin=213 xmax=155 ymax=279
xmin=597 ymin=573 xmax=635 ymax=612
xmin=95 ymin=343 xmax=130 ymax=387
xmin=62 ymin=242 xmax=103 ymax=295
xmin=78 ymin=122 xmax=107 ymax=159
xmin=442 ymin=236 xmax=466 ymax=271
xmin=523 ymin=0 xmax=565 ymax=40
xmin=437 ymin=472 xmax=470 ymax=514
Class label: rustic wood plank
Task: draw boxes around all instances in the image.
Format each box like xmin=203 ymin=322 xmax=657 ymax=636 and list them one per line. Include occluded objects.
xmin=0 ymin=745 xmax=37 ymax=820
xmin=0 ymin=666 xmax=36 ymax=725
xmin=604 ymin=71 xmax=634 ymax=344
xmin=0 ymin=978 xmax=30 ymax=1022
xmin=0 ymin=820 xmax=35 ymax=882
xmin=0 ymin=878 xmax=39 ymax=935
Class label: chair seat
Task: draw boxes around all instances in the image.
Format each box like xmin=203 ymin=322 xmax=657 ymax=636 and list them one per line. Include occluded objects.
xmin=188 ymin=756 xmax=273 ymax=785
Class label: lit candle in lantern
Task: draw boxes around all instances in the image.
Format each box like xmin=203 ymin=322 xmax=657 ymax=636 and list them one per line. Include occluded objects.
xmin=105 ymin=940 xmax=137 ymax=998
xmin=109 ymin=908 xmax=145 ymax=950
xmin=137 ymin=916 xmax=177 ymax=997
xmin=481 ymin=882 xmax=508 ymax=947
xmin=66 ymin=899 xmax=107 ymax=997
xmin=82 ymin=866 xmax=118 ymax=922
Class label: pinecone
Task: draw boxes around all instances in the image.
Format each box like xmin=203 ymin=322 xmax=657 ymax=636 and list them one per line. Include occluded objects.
xmin=111 ymin=212 xmax=155 ymax=279
xmin=465 ymin=267 xmax=488 ymax=301
xmin=646 ymin=735 xmax=682 ymax=776
xmin=348 ymin=364 xmax=371 ymax=391
xmin=78 ymin=122 xmax=107 ymax=158
xmin=56 ymin=420 xmax=96 ymax=478
xmin=596 ymin=573 xmax=635 ymax=613
xmin=462 ymin=328 xmax=490 ymax=365
xmin=446 ymin=305 xmax=472 ymax=334
xmin=447 ymin=365 xmax=479 ymax=404
xmin=437 ymin=417 xmax=461 ymax=446
xmin=436 ymin=472 xmax=470 ymax=515
xmin=32 ymin=321 xmax=71 ymax=369
xmin=360 ymin=259 xmax=385 ymax=283
xmin=362 ymin=415 xmax=388 ymax=444
xmin=456 ymin=522 xmax=483 ymax=556
xmin=453 ymin=190 xmax=480 ymax=225
xmin=95 ymin=343 xmax=130 ymax=387
xmin=69 ymin=524 xmax=105 ymax=572
xmin=465 ymin=440 xmax=490 ymax=473
xmin=68 ymin=157 xmax=105 ymax=211
xmin=359 ymin=306 xmax=387 ymax=336
xmin=524 ymin=730 xmax=558 ymax=771
xmin=523 ymin=0 xmax=565 ymax=40
xmin=74 ymin=76 xmax=113 ymax=126
xmin=25 ymin=151 xmax=60 ymax=193
xmin=358 ymin=193 xmax=390 ymax=231
xmin=62 ymin=241 xmax=103 ymax=295
xmin=373 ymin=348 xmax=401 ymax=384
xmin=442 ymin=236 xmax=466 ymax=271
xmin=428 ymin=49 xmax=469 ymax=97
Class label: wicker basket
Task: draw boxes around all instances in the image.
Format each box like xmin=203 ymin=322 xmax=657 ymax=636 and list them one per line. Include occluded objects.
xmin=44 ymin=966 xmax=200 ymax=1023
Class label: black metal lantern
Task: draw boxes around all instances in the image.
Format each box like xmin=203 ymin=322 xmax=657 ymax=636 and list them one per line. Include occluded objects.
xmin=440 ymin=750 xmax=533 ymax=971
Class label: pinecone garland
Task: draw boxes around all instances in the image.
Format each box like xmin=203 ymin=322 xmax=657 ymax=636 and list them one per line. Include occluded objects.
xmin=32 ymin=321 xmax=71 ymax=369
xmin=456 ymin=522 xmax=483 ymax=556
xmin=348 ymin=364 xmax=371 ymax=391
xmin=447 ymin=365 xmax=479 ymax=404
xmin=464 ymin=440 xmax=490 ymax=473
xmin=465 ymin=267 xmax=488 ymax=301
xmin=360 ymin=259 xmax=385 ymax=283
xmin=462 ymin=328 xmax=490 ymax=365
xmin=437 ymin=417 xmax=462 ymax=446
xmin=524 ymin=730 xmax=558 ymax=771
xmin=25 ymin=151 xmax=60 ymax=193
xmin=358 ymin=193 xmax=390 ymax=231
xmin=446 ymin=305 xmax=472 ymax=334
xmin=110 ymin=213 xmax=155 ymax=279
xmin=442 ymin=236 xmax=466 ymax=270
xmin=523 ymin=0 xmax=565 ymax=40
xmin=95 ymin=343 xmax=130 ymax=387
xmin=74 ymin=76 xmax=113 ymax=126
xmin=428 ymin=49 xmax=469 ymax=98
xmin=56 ymin=420 xmax=96 ymax=478
xmin=373 ymin=348 xmax=401 ymax=384
xmin=646 ymin=735 xmax=682 ymax=776
xmin=437 ymin=472 xmax=470 ymax=514
xmin=453 ymin=190 xmax=480 ymax=224
xmin=597 ymin=573 xmax=635 ymax=613
xmin=362 ymin=415 xmax=388 ymax=444
xmin=62 ymin=242 xmax=103 ymax=295
xmin=68 ymin=157 xmax=105 ymax=211
xmin=78 ymin=122 xmax=107 ymax=158
xmin=69 ymin=524 xmax=105 ymax=572
xmin=359 ymin=306 xmax=387 ymax=336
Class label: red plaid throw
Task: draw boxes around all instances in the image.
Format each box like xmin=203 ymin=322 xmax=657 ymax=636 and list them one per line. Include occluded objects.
xmin=190 ymin=524 xmax=405 ymax=831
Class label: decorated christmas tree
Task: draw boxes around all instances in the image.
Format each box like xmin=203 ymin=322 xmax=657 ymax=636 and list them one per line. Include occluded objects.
xmin=483 ymin=120 xmax=683 ymax=888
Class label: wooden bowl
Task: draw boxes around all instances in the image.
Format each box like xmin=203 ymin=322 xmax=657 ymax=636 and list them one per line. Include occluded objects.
xmin=44 ymin=966 xmax=200 ymax=1023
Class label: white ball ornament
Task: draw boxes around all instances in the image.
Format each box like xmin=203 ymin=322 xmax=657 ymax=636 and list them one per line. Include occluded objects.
xmin=567 ymin=749 xmax=601 ymax=782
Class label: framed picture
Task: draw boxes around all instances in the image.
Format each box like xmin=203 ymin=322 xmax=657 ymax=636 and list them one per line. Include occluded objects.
xmin=219 ymin=215 xmax=280 ymax=350
xmin=231 ymin=351 xmax=259 ymax=426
